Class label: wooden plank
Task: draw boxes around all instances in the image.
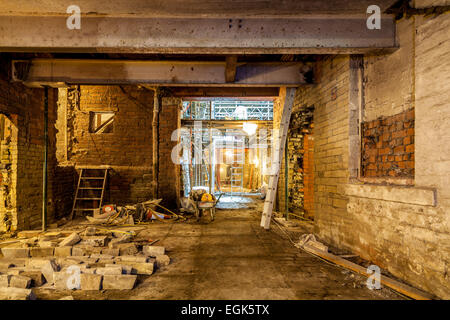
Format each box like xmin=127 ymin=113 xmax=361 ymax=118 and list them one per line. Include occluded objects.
xmin=225 ymin=56 xmax=238 ymax=83
xmin=75 ymin=165 xmax=111 ymax=169
xmin=303 ymin=244 xmax=435 ymax=300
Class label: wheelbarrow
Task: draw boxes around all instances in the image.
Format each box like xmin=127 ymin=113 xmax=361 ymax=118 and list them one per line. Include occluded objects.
xmin=194 ymin=193 xmax=223 ymax=221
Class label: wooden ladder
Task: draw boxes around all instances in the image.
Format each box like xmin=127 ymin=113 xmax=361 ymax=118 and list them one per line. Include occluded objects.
xmin=69 ymin=166 xmax=109 ymax=220
xmin=260 ymin=88 xmax=295 ymax=230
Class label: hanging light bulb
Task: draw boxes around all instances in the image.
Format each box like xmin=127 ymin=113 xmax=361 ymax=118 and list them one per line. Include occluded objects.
xmin=243 ymin=122 xmax=258 ymax=135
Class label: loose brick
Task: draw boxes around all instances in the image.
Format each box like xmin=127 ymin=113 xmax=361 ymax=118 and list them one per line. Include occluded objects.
xmin=105 ymin=264 xmax=132 ymax=275
xmin=1 ymin=248 xmax=30 ymax=259
xmin=53 ymin=271 xmax=75 ymax=290
xmin=117 ymin=243 xmax=138 ymax=256
xmin=155 ymin=255 xmax=171 ymax=268
xmin=129 ymin=261 xmax=155 ymax=275
xmin=71 ymin=247 xmax=87 ymax=256
xmin=20 ymin=271 xmax=46 ymax=287
xmin=59 ymin=233 xmax=81 ymax=247
xmin=30 ymin=247 xmax=54 ymax=257
xmin=118 ymin=255 xmax=148 ymax=263
xmin=102 ymin=275 xmax=137 ymax=290
xmin=0 ymin=287 xmax=36 ymax=300
xmin=143 ymin=246 xmax=165 ymax=257
xmin=96 ymin=266 xmax=123 ymax=275
xmin=0 ymin=274 xmax=11 ymax=287
xmin=80 ymin=274 xmax=103 ymax=291
xmin=9 ymin=275 xmax=31 ymax=289
xmin=27 ymin=259 xmax=59 ymax=284
xmin=79 ymin=236 xmax=108 ymax=247
xmin=54 ymin=246 xmax=72 ymax=257
xmin=101 ymin=248 xmax=120 ymax=256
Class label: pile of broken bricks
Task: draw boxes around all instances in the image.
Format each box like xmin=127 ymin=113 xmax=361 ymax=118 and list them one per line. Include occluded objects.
xmin=0 ymin=227 xmax=170 ymax=300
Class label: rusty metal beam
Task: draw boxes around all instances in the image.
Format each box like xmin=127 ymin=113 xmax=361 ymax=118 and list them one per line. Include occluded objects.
xmin=1 ymin=16 xmax=397 ymax=54
xmin=13 ymin=59 xmax=311 ymax=87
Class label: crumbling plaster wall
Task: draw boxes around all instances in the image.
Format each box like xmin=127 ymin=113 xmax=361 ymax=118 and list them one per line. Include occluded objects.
xmin=295 ymin=17 xmax=450 ymax=298
xmin=347 ymin=15 xmax=450 ymax=299
xmin=0 ymin=55 xmax=59 ymax=231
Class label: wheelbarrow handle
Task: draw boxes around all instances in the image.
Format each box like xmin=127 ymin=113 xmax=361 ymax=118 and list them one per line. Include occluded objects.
xmin=214 ymin=193 xmax=224 ymax=205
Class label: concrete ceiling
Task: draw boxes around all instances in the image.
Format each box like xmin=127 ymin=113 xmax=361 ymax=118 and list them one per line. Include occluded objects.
xmin=0 ymin=0 xmax=400 ymax=17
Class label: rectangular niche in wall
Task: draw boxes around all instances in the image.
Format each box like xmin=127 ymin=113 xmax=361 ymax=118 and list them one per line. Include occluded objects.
xmin=89 ymin=111 xmax=115 ymax=134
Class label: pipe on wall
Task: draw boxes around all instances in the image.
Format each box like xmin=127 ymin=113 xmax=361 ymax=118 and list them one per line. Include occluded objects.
xmin=152 ymin=87 xmax=160 ymax=198
xmin=285 ymin=138 xmax=289 ymax=220
xmin=42 ymin=86 xmax=48 ymax=231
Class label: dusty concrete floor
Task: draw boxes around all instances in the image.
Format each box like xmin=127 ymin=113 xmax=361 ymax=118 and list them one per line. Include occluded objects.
xmin=35 ymin=201 xmax=403 ymax=300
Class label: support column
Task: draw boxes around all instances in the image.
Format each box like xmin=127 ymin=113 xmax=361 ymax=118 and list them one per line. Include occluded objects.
xmin=158 ymin=97 xmax=182 ymax=208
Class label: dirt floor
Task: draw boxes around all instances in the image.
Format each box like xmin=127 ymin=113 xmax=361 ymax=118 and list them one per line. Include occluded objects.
xmin=33 ymin=199 xmax=404 ymax=300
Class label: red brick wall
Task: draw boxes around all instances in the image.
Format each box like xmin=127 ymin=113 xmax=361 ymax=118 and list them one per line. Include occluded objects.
xmin=303 ymin=133 xmax=314 ymax=219
xmin=362 ymin=108 xmax=414 ymax=178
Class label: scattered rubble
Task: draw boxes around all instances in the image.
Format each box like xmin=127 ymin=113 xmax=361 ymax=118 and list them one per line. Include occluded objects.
xmin=0 ymin=225 xmax=171 ymax=296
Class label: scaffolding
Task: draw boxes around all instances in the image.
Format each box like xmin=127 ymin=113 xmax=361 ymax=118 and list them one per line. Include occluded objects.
xmin=182 ymin=100 xmax=273 ymax=121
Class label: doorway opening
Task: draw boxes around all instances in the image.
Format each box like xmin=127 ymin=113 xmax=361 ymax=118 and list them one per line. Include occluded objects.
xmin=180 ymin=98 xmax=274 ymax=207
xmin=0 ymin=113 xmax=18 ymax=232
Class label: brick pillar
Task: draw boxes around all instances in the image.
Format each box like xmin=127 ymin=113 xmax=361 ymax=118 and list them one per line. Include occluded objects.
xmin=303 ymin=133 xmax=314 ymax=219
xmin=158 ymin=97 xmax=181 ymax=208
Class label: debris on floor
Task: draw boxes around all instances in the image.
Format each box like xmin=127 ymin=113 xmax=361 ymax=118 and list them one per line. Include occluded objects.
xmin=295 ymin=234 xmax=329 ymax=253
xmin=274 ymin=217 xmax=299 ymax=228
xmin=84 ymin=198 xmax=187 ymax=226
xmin=0 ymin=225 xmax=171 ymax=299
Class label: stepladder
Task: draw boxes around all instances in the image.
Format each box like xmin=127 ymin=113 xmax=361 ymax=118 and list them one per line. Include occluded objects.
xmin=260 ymin=88 xmax=296 ymax=229
xmin=70 ymin=165 xmax=110 ymax=220
xmin=230 ymin=136 xmax=245 ymax=196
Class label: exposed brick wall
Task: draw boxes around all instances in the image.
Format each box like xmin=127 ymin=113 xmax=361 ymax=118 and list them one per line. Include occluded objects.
xmin=413 ymin=13 xmax=450 ymax=298
xmin=0 ymin=55 xmax=59 ymax=230
xmin=361 ymin=108 xmax=415 ymax=178
xmin=158 ymin=97 xmax=181 ymax=208
xmin=294 ymin=55 xmax=351 ymax=245
xmin=296 ymin=18 xmax=449 ymax=299
xmin=303 ymin=133 xmax=314 ymax=219
xmin=64 ymin=85 xmax=155 ymax=205
xmin=286 ymin=106 xmax=314 ymax=217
